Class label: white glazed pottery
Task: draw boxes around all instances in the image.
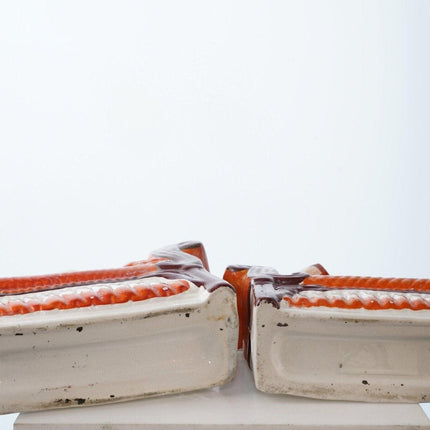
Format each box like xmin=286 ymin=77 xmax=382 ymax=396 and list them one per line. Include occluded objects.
xmin=0 ymin=242 xmax=238 ymax=414
xmin=14 ymin=352 xmax=430 ymax=430
xmin=224 ymin=264 xmax=430 ymax=402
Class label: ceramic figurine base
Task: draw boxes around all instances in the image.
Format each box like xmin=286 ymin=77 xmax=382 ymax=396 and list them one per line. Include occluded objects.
xmin=0 ymin=242 xmax=238 ymax=414
xmin=14 ymin=354 xmax=430 ymax=430
xmin=251 ymin=302 xmax=430 ymax=402
xmin=224 ymin=264 xmax=430 ymax=403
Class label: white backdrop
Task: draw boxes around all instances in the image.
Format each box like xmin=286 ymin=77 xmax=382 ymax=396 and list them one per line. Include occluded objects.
xmin=1 ymin=0 xmax=429 ymax=427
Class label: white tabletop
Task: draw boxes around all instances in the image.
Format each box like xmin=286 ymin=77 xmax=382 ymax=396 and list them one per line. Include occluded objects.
xmin=15 ymin=354 xmax=430 ymax=430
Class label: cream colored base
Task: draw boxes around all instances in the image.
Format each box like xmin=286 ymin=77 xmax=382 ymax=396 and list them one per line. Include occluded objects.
xmin=14 ymin=353 xmax=430 ymax=429
xmin=251 ymin=301 xmax=430 ymax=402
xmin=0 ymin=280 xmax=238 ymax=414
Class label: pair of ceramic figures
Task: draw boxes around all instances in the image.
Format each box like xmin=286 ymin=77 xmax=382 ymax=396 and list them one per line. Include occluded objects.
xmin=1 ymin=241 xmax=430 ymax=414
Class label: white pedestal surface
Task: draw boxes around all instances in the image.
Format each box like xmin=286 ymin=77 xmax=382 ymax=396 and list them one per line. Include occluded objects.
xmin=14 ymin=354 xmax=430 ymax=430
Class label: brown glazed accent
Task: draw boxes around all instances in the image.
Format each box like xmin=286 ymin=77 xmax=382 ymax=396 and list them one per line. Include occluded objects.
xmin=225 ymin=263 xmax=430 ymax=361
xmin=0 ymin=241 xmax=233 ymax=297
xmin=223 ymin=264 xmax=327 ymax=355
xmin=228 ymin=265 xmax=430 ymax=313
xmin=150 ymin=241 xmax=233 ymax=293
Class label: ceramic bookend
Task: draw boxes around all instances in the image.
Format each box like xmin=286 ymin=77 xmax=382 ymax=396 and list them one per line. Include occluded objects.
xmin=0 ymin=242 xmax=238 ymax=413
xmin=224 ymin=263 xmax=430 ymax=402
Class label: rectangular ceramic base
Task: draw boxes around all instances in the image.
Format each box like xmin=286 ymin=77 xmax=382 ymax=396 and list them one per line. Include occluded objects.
xmin=0 ymin=278 xmax=238 ymax=414
xmin=251 ymin=301 xmax=430 ymax=402
xmin=14 ymin=353 xmax=430 ymax=430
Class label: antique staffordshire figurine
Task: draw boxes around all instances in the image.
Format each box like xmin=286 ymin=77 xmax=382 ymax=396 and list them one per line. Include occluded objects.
xmin=224 ymin=264 xmax=430 ymax=402
xmin=0 ymin=242 xmax=238 ymax=413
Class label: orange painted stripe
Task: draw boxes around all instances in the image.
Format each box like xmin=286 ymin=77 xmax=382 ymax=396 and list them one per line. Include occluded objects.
xmin=223 ymin=267 xmax=251 ymax=350
xmin=0 ymin=257 xmax=166 ymax=296
xmin=180 ymin=243 xmax=210 ymax=271
xmin=0 ymin=279 xmax=190 ymax=316
xmin=303 ymin=276 xmax=430 ymax=292
xmin=283 ymin=293 xmax=430 ymax=311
